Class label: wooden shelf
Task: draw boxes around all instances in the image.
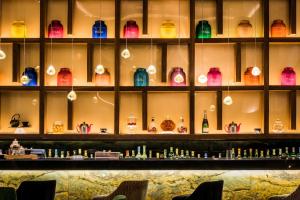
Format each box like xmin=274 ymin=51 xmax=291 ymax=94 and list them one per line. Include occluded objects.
xmin=195 ymin=86 xmax=264 ymax=91
xmin=0 ymin=86 xmax=40 ymax=91
xmin=45 ymin=86 xmax=115 ymax=92
xmin=269 ymin=38 xmax=300 ymax=43
xmin=120 ymin=38 xmax=190 ymax=45
xmin=120 ymin=86 xmax=190 ymax=92
xmin=44 ymin=38 xmax=115 ymax=44
xmin=1 ymin=38 xmax=40 ymax=43
xmin=195 ymin=38 xmax=264 ymax=43
xmin=269 ymin=85 xmax=300 ymax=91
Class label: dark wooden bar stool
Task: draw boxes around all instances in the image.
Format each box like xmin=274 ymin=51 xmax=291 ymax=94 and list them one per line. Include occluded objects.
xmin=93 ymin=180 xmax=148 ymax=200
xmin=268 ymin=185 xmax=300 ymax=200
xmin=17 ymin=180 xmax=56 ymax=200
xmin=172 ymin=180 xmax=224 ymax=200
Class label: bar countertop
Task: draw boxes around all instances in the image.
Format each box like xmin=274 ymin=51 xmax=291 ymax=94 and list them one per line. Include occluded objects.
xmin=0 ymin=159 xmax=300 ymax=170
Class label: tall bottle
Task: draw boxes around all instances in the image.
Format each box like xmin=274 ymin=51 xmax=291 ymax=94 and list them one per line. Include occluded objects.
xmin=202 ymin=110 xmax=209 ymax=133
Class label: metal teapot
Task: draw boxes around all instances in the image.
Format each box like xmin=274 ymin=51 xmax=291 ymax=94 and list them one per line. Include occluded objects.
xmin=10 ymin=114 xmax=21 ymax=128
xmin=224 ymin=121 xmax=241 ymax=133
xmin=76 ymin=122 xmax=93 ymax=134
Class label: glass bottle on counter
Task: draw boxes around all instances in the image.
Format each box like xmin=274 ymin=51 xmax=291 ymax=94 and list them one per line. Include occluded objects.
xmin=202 ymin=110 xmax=209 ymax=133
xmin=11 ymin=20 xmax=26 ymax=38
xmin=196 ymin=20 xmax=211 ymax=39
xmin=243 ymin=150 xmax=247 ymax=159
xmin=136 ymin=146 xmax=142 ymax=160
xmin=272 ymin=149 xmax=277 ymax=158
xmin=168 ymin=147 xmax=174 ymax=159
xmin=297 ymin=147 xmax=300 ymax=159
xmin=271 ymin=19 xmax=287 ymax=37
xmin=48 ymin=149 xmax=52 ymax=158
xmin=185 ymin=150 xmax=190 ymax=159
xmin=237 ymin=148 xmax=242 ymax=159
xmin=207 ymin=67 xmax=222 ymax=86
xmin=92 ymin=20 xmax=107 ymax=38
xmin=254 ymin=149 xmax=259 ymax=158
xmin=266 ymin=149 xmax=270 ymax=158
xmin=123 ymin=20 xmax=139 ymax=38
xmin=260 ymin=150 xmax=264 ymax=158
xmin=281 ymin=67 xmax=296 ymax=86
xmin=54 ymin=149 xmax=58 ymax=158
xmin=249 ymin=148 xmax=253 ymax=159
xmin=177 ymin=117 xmax=187 ymax=134
xmin=180 ymin=150 xmax=185 ymax=159
xmin=170 ymin=67 xmax=186 ymax=86
xmin=175 ymin=148 xmax=179 ymax=159
xmin=131 ymin=150 xmax=136 ymax=158
xmin=141 ymin=145 xmax=147 ymax=160
xmin=48 ymin=20 xmax=64 ymax=38
xmin=291 ymin=147 xmax=296 ymax=160
xmin=278 ymin=148 xmax=282 ymax=159
xmin=57 ymin=68 xmax=72 ymax=86
xmin=134 ymin=68 xmax=149 ymax=86
xmin=160 ymin=20 xmax=176 ymax=38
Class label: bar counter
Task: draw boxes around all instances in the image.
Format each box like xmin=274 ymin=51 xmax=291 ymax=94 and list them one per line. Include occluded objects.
xmin=1 ymin=159 xmax=300 ymax=170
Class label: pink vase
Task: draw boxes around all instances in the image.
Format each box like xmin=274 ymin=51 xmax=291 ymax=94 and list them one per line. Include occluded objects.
xmin=123 ymin=20 xmax=139 ymax=38
xmin=48 ymin=20 xmax=64 ymax=38
xmin=170 ymin=67 xmax=186 ymax=86
xmin=281 ymin=67 xmax=296 ymax=86
xmin=207 ymin=67 xmax=222 ymax=86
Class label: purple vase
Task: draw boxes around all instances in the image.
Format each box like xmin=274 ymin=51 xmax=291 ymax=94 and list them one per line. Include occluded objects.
xmin=281 ymin=67 xmax=296 ymax=86
xmin=170 ymin=67 xmax=186 ymax=86
xmin=207 ymin=67 xmax=222 ymax=86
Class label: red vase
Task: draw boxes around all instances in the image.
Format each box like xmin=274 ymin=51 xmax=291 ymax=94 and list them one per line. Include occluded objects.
xmin=57 ymin=68 xmax=72 ymax=86
xmin=281 ymin=67 xmax=296 ymax=86
xmin=123 ymin=20 xmax=139 ymax=38
xmin=170 ymin=67 xmax=186 ymax=86
xmin=48 ymin=20 xmax=64 ymax=38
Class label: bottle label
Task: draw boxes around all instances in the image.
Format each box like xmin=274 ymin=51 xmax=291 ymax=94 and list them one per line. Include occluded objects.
xmin=202 ymin=127 xmax=209 ymax=133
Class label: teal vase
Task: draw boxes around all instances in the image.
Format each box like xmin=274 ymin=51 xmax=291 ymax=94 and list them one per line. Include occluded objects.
xmin=196 ymin=20 xmax=211 ymax=39
xmin=134 ymin=68 xmax=149 ymax=87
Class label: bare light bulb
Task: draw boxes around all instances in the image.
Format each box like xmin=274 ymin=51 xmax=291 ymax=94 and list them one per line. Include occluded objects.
xmin=251 ymin=66 xmax=261 ymax=76
xmin=0 ymin=49 xmax=6 ymax=60
xmin=174 ymin=74 xmax=184 ymax=83
xmin=121 ymin=48 xmax=130 ymax=59
xmin=67 ymin=90 xmax=77 ymax=101
xmin=46 ymin=64 xmax=56 ymax=76
xmin=20 ymin=75 xmax=30 ymax=85
xmin=95 ymin=64 xmax=105 ymax=74
xmin=198 ymin=74 xmax=208 ymax=83
xmin=223 ymin=95 xmax=233 ymax=106
xmin=147 ymin=64 xmax=157 ymax=75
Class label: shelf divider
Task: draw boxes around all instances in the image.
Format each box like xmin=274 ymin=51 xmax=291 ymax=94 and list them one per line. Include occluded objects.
xmin=216 ymin=0 xmax=223 ymax=35
xmin=263 ymin=0 xmax=269 ymax=134
xmin=142 ymin=90 xmax=148 ymax=130
xmin=67 ymin=99 xmax=73 ymax=130
xmin=217 ymin=90 xmax=223 ymax=130
xmin=143 ymin=0 xmax=148 ymax=34
xmin=67 ymin=0 xmax=74 ymax=35
xmin=235 ymin=42 xmax=241 ymax=82
xmin=12 ymin=43 xmax=20 ymax=82
xmin=87 ymin=43 xmax=93 ymax=82
xmin=289 ymin=0 xmax=297 ymax=35
xmin=290 ymin=90 xmax=297 ymax=130
xmin=161 ymin=44 xmax=167 ymax=82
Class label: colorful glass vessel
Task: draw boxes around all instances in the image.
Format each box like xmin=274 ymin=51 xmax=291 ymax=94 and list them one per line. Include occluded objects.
xmin=207 ymin=67 xmax=222 ymax=86
xmin=196 ymin=20 xmax=211 ymax=39
xmin=48 ymin=20 xmax=64 ymax=38
xmin=95 ymin=68 xmax=111 ymax=86
xmin=237 ymin=20 xmax=253 ymax=37
xmin=244 ymin=67 xmax=260 ymax=85
xmin=281 ymin=67 xmax=296 ymax=86
xmin=92 ymin=20 xmax=107 ymax=38
xmin=123 ymin=20 xmax=139 ymax=38
xmin=22 ymin=67 xmax=37 ymax=86
xmin=160 ymin=20 xmax=176 ymax=38
xmin=271 ymin=19 xmax=287 ymax=37
xmin=11 ymin=21 xmax=26 ymax=38
xmin=134 ymin=68 xmax=149 ymax=86
xmin=170 ymin=67 xmax=186 ymax=86
xmin=57 ymin=68 xmax=72 ymax=86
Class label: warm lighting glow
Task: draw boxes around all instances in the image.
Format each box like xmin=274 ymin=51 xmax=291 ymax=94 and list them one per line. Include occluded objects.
xmin=198 ymin=74 xmax=208 ymax=83
xmin=32 ymin=99 xmax=38 ymax=106
xmin=223 ymin=95 xmax=233 ymax=105
xmin=209 ymin=105 xmax=216 ymax=112
xmin=67 ymin=90 xmax=77 ymax=101
xmin=92 ymin=96 xmax=98 ymax=104
xmin=251 ymin=66 xmax=261 ymax=76
xmin=46 ymin=64 xmax=56 ymax=76
xmin=121 ymin=48 xmax=130 ymax=59
xmin=20 ymin=75 xmax=30 ymax=85
xmin=147 ymin=64 xmax=157 ymax=75
xmin=174 ymin=74 xmax=184 ymax=83
xmin=95 ymin=64 xmax=105 ymax=74
xmin=0 ymin=49 xmax=6 ymax=60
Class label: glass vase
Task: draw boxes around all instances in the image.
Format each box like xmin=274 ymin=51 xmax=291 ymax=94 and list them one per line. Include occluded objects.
xmin=22 ymin=67 xmax=37 ymax=86
xmin=57 ymin=68 xmax=72 ymax=86
xmin=48 ymin=20 xmax=64 ymax=38
xmin=237 ymin=20 xmax=253 ymax=37
xmin=95 ymin=68 xmax=110 ymax=86
xmin=11 ymin=21 xmax=26 ymax=38
xmin=134 ymin=68 xmax=149 ymax=86
xmin=207 ymin=67 xmax=222 ymax=86
xmin=196 ymin=20 xmax=211 ymax=39
xmin=170 ymin=67 xmax=186 ymax=86
xmin=92 ymin=20 xmax=107 ymax=38
xmin=160 ymin=20 xmax=176 ymax=38
xmin=123 ymin=20 xmax=139 ymax=38
xmin=244 ymin=67 xmax=260 ymax=85
xmin=271 ymin=19 xmax=287 ymax=37
xmin=281 ymin=67 xmax=296 ymax=86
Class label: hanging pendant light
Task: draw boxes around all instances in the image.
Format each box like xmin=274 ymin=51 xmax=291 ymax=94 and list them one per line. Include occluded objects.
xmin=223 ymin=95 xmax=233 ymax=105
xmin=0 ymin=49 xmax=6 ymax=60
xmin=20 ymin=75 xmax=30 ymax=85
xmin=47 ymin=64 xmax=56 ymax=76
xmin=67 ymin=90 xmax=77 ymax=101
xmin=251 ymin=66 xmax=261 ymax=76
xmin=95 ymin=2 xmax=106 ymax=75
xmin=95 ymin=64 xmax=105 ymax=74
xmin=251 ymin=6 xmax=261 ymax=77
xmin=198 ymin=74 xmax=208 ymax=83
xmin=147 ymin=64 xmax=157 ymax=75
xmin=121 ymin=23 xmax=131 ymax=59
xmin=147 ymin=4 xmax=157 ymax=76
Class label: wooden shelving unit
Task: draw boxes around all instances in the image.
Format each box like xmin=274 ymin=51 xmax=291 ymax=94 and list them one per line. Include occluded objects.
xmin=0 ymin=0 xmax=299 ymax=140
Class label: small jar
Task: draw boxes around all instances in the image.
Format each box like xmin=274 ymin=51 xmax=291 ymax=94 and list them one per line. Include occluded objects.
xmin=244 ymin=67 xmax=260 ymax=85
xmin=207 ymin=67 xmax=222 ymax=86
xmin=52 ymin=121 xmax=64 ymax=134
xmin=170 ymin=67 xmax=186 ymax=86
xmin=271 ymin=19 xmax=287 ymax=37
xmin=237 ymin=20 xmax=253 ymax=37
xmin=160 ymin=20 xmax=176 ymax=38
xmin=281 ymin=67 xmax=296 ymax=86
xmin=196 ymin=20 xmax=211 ymax=39
xmin=48 ymin=20 xmax=64 ymax=38
xmin=123 ymin=20 xmax=139 ymax=38
xmin=92 ymin=20 xmax=107 ymax=38
xmin=134 ymin=68 xmax=149 ymax=86
xmin=11 ymin=20 xmax=26 ymax=38
xmin=95 ymin=68 xmax=110 ymax=86
xmin=57 ymin=68 xmax=72 ymax=86
xmin=22 ymin=67 xmax=37 ymax=86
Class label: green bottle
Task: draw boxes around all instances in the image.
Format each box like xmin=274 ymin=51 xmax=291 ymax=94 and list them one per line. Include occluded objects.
xmin=196 ymin=20 xmax=212 ymax=39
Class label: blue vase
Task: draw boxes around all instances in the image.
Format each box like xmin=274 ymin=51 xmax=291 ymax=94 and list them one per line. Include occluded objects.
xmin=134 ymin=68 xmax=149 ymax=86
xmin=92 ymin=20 xmax=107 ymax=38
xmin=22 ymin=67 xmax=37 ymax=86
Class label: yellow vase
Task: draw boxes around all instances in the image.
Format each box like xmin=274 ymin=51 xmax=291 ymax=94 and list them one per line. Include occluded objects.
xmin=11 ymin=20 xmax=26 ymax=38
xmin=160 ymin=20 xmax=176 ymax=38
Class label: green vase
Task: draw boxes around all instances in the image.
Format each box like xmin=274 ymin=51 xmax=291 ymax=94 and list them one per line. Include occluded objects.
xmin=196 ymin=20 xmax=211 ymax=39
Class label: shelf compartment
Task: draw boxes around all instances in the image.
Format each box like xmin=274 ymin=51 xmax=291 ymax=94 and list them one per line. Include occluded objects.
xmin=195 ymin=38 xmax=264 ymax=43
xmin=44 ymin=38 xmax=115 ymax=44
xmin=45 ymin=86 xmax=114 ymax=92
xmin=120 ymin=38 xmax=190 ymax=44
xmin=120 ymin=86 xmax=190 ymax=91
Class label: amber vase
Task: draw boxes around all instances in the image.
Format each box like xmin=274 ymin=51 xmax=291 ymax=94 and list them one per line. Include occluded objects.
xmin=244 ymin=67 xmax=260 ymax=85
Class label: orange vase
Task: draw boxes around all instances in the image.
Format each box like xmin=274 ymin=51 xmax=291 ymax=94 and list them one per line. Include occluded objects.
xmin=244 ymin=67 xmax=260 ymax=85
xmin=271 ymin=19 xmax=287 ymax=37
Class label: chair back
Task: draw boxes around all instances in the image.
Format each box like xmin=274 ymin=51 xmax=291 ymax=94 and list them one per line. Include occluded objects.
xmin=16 ymin=180 xmax=56 ymax=200
xmin=0 ymin=187 xmax=17 ymax=200
xmin=109 ymin=180 xmax=148 ymax=200
xmin=187 ymin=180 xmax=224 ymax=200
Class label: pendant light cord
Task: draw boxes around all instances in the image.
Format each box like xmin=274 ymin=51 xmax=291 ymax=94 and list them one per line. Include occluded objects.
xmin=201 ymin=0 xmax=204 ymax=73
xmin=254 ymin=1 xmax=257 ymax=67
xmin=177 ymin=0 xmax=181 ymax=59
xmin=227 ymin=7 xmax=230 ymax=95
xmin=99 ymin=0 xmax=102 ymax=64
xmin=71 ymin=35 xmax=74 ymax=91
xmin=150 ymin=0 xmax=153 ymax=65
xmin=50 ymin=24 xmax=53 ymax=64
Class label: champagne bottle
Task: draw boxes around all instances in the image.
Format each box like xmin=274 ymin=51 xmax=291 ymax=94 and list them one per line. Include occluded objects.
xmin=202 ymin=110 xmax=209 ymax=133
